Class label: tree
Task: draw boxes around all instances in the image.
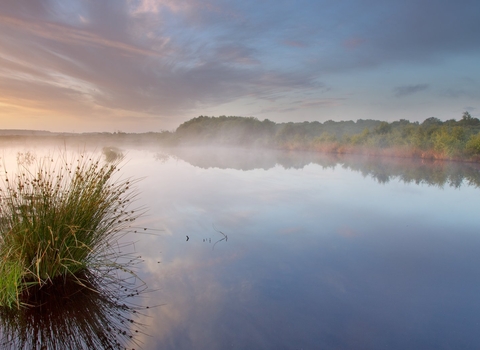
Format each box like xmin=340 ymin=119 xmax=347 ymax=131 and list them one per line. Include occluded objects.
xmin=375 ymin=121 xmax=391 ymax=134
xmin=459 ymin=111 xmax=480 ymax=127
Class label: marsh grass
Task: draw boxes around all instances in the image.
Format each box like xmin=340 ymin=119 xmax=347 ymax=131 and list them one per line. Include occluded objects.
xmin=0 ymin=151 xmax=143 ymax=309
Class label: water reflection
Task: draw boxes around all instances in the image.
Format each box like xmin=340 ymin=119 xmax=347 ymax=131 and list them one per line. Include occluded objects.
xmin=212 ymin=226 xmax=228 ymax=251
xmin=165 ymin=147 xmax=480 ymax=188
xmin=0 ymin=255 xmax=148 ymax=349
xmin=340 ymin=156 xmax=480 ymax=188
xmin=1 ymin=143 xmax=480 ymax=349
xmin=102 ymin=146 xmax=125 ymax=163
xmin=130 ymin=146 xmax=480 ymax=349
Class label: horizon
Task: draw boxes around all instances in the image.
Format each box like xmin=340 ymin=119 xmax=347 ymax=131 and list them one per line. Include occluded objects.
xmin=0 ymin=113 xmax=471 ymax=135
xmin=1 ymin=1 xmax=479 ymax=133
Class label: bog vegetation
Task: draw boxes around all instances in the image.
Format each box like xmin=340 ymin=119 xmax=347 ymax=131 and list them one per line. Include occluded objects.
xmin=1 ymin=112 xmax=480 ymax=162
xmin=174 ymin=112 xmax=480 ymax=162
xmin=0 ymin=151 xmax=140 ymax=309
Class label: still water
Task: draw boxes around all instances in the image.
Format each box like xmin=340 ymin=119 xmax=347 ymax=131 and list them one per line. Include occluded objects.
xmin=2 ymin=143 xmax=480 ymax=349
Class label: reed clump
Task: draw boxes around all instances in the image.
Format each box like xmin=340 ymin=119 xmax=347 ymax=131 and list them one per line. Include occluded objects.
xmin=0 ymin=152 xmax=141 ymax=309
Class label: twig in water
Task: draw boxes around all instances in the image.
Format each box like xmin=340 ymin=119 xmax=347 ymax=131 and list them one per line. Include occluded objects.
xmin=212 ymin=224 xmax=228 ymax=250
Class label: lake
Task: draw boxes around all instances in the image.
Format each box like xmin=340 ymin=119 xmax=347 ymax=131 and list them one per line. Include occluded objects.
xmin=1 ymin=142 xmax=480 ymax=350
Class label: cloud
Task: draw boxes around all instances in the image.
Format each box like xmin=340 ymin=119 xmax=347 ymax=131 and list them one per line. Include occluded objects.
xmin=0 ymin=15 xmax=165 ymax=58
xmin=343 ymin=37 xmax=366 ymax=50
xmin=0 ymin=0 xmax=325 ymax=131
xmin=394 ymin=84 xmax=429 ymax=97
xmin=283 ymin=40 xmax=308 ymax=48
xmin=0 ymin=0 xmax=479 ymax=130
xmin=257 ymin=97 xmax=345 ymax=116
xmin=304 ymin=0 xmax=480 ymax=73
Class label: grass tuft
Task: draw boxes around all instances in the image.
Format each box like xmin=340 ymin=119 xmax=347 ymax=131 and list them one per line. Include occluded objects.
xmin=0 ymin=151 xmax=142 ymax=309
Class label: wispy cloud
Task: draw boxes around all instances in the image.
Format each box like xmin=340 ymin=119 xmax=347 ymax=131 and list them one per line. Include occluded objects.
xmin=258 ymin=97 xmax=346 ymax=115
xmin=0 ymin=0 xmax=479 ymax=130
xmin=394 ymin=84 xmax=429 ymax=97
xmin=0 ymin=15 xmax=167 ymax=58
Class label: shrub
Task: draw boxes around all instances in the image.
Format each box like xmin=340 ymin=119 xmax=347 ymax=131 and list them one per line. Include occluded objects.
xmin=466 ymin=133 xmax=480 ymax=156
xmin=433 ymin=127 xmax=467 ymax=157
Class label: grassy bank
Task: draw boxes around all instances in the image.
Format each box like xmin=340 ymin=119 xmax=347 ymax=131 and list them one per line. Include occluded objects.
xmin=0 ymin=151 xmax=141 ymax=309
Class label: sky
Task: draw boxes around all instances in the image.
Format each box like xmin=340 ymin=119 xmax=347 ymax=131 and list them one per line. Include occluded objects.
xmin=0 ymin=0 xmax=479 ymax=133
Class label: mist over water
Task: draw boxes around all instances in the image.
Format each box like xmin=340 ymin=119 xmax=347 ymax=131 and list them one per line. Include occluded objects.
xmin=1 ymin=141 xmax=480 ymax=349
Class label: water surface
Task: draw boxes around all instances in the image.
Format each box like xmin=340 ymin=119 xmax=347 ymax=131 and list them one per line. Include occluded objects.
xmin=2 ymin=144 xmax=480 ymax=349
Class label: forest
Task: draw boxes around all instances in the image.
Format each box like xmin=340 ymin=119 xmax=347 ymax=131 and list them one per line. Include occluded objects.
xmin=1 ymin=112 xmax=480 ymax=163
xmin=174 ymin=112 xmax=480 ymax=162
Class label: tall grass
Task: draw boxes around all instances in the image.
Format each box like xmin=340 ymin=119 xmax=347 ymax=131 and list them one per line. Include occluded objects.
xmin=0 ymin=151 xmax=142 ymax=309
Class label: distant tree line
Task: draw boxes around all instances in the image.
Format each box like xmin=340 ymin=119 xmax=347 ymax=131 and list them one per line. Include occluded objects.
xmin=173 ymin=112 xmax=480 ymax=162
xmin=2 ymin=112 xmax=479 ymax=162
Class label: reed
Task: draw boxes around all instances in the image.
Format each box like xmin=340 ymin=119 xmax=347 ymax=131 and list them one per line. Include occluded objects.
xmin=0 ymin=152 xmax=142 ymax=309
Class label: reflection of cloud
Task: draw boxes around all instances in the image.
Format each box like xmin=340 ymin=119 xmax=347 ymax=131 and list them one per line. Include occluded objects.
xmin=322 ymin=269 xmax=348 ymax=294
xmin=277 ymin=226 xmax=304 ymax=235
xmin=133 ymin=240 xmax=248 ymax=349
xmin=337 ymin=225 xmax=358 ymax=238
xmin=394 ymin=84 xmax=429 ymax=97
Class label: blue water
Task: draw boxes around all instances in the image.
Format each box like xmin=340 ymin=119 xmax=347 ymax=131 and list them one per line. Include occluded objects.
xmin=123 ymin=148 xmax=480 ymax=350
xmin=1 ymin=145 xmax=480 ymax=349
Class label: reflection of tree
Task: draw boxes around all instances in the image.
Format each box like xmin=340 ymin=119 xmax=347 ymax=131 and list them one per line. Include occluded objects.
xmin=102 ymin=146 xmax=124 ymax=163
xmin=153 ymin=151 xmax=172 ymax=163
xmin=169 ymin=148 xmax=480 ymax=189
xmin=166 ymin=147 xmax=340 ymax=171
xmin=341 ymin=156 xmax=480 ymax=188
xmin=0 ymin=266 xmax=148 ymax=350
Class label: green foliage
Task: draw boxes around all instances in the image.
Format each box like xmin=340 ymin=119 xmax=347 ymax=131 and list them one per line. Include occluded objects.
xmin=350 ymin=128 xmax=370 ymax=145
xmin=173 ymin=111 xmax=480 ymax=162
xmin=466 ymin=133 xmax=480 ymax=156
xmin=459 ymin=111 xmax=480 ymax=127
xmin=433 ymin=126 xmax=467 ymax=157
xmin=375 ymin=122 xmax=391 ymax=135
xmin=176 ymin=115 xmax=276 ymax=146
xmin=0 ymin=152 xmax=141 ymax=309
xmin=316 ymin=132 xmax=337 ymax=143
